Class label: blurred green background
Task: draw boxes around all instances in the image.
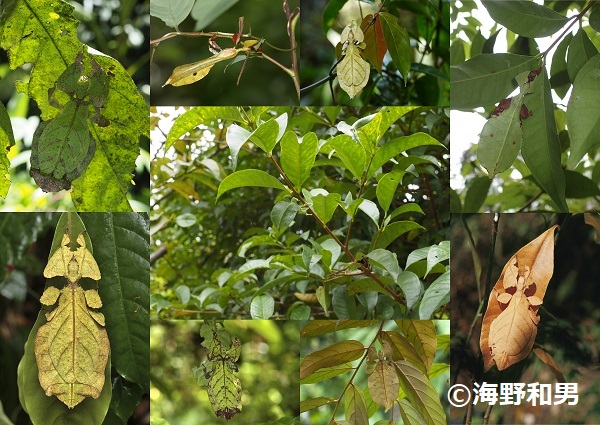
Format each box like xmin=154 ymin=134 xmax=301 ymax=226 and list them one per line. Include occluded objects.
xmin=150 ymin=320 xmax=300 ymax=425
xmin=0 ymin=0 xmax=150 ymax=211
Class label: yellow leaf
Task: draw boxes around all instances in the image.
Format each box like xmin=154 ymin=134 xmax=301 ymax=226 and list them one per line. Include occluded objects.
xmin=163 ymin=48 xmax=240 ymax=87
xmin=44 ymin=234 xmax=101 ymax=283
xmin=480 ymin=225 xmax=557 ymax=371
xmin=34 ymin=284 xmax=109 ymax=408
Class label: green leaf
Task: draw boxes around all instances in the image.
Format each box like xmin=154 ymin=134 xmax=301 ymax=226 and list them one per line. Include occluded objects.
xmin=345 ymin=384 xmax=369 ymax=425
xmin=396 ymin=271 xmax=422 ymax=311
xmin=374 ymin=221 xmax=425 ymax=250
xmin=176 ymin=213 xmax=197 ymax=228
xmin=300 ymin=397 xmax=336 ymax=413
xmin=300 ymin=340 xmax=365 ymax=379
xmin=450 ymin=40 xmax=466 ymax=66
xmin=394 ymin=360 xmax=446 ymax=425
xmin=379 ymin=12 xmax=411 ymax=80
xmin=300 ymin=320 xmax=379 ymax=337
xmin=18 ymin=313 xmax=112 ymax=424
xmin=367 ymin=249 xmax=400 ymax=281
xmin=426 ymin=241 xmax=450 ymax=277
xmin=419 ymin=270 xmax=449 ymax=319
xmin=175 ymin=285 xmax=191 ymax=305
xmin=290 ymin=305 xmax=311 ymax=320
xmin=367 ymin=133 xmax=443 ymax=179
xmin=300 ymin=363 xmax=353 ymax=384
xmin=591 ymin=4 xmax=600 ymax=32
xmin=566 ymin=29 xmax=598 ymax=83
xmin=477 ymin=69 xmax=535 ymax=177
xmin=550 ymin=33 xmax=573 ymax=99
xmin=330 ymin=135 xmax=367 ymax=180
xmin=190 ymin=0 xmax=239 ymax=31
xmin=564 ymin=170 xmax=600 ymax=198
xmin=280 ymin=131 xmax=318 ymax=189
xmin=0 ymin=101 xmax=14 ymax=198
xmin=226 ymin=114 xmax=287 ymax=170
xmin=358 ymin=199 xmax=380 ymax=228
xmin=566 ymin=53 xmax=600 ymax=168
xmin=521 ymin=68 xmax=568 ymax=211
xmin=397 ymin=399 xmax=427 ymax=425
xmin=388 ymin=203 xmax=425 ymax=222
xmin=463 ymin=176 xmax=491 ymax=212
xmin=347 ymin=278 xmax=392 ymax=296
xmin=481 ymin=0 xmax=568 ymax=38
xmin=216 ymin=169 xmax=286 ymax=201
xmin=310 ymin=192 xmax=341 ymax=224
xmin=83 ymin=213 xmax=150 ymax=390
xmin=166 ymin=107 xmax=243 ymax=150
xmin=451 ymin=54 xmax=541 ymax=109
xmin=250 ymin=294 xmax=275 ymax=319
xmin=398 ymin=321 xmax=437 ymax=373
xmin=376 ymin=171 xmax=406 ymax=215
xmin=358 ymin=107 xmax=419 ymax=154
xmin=271 ymin=201 xmax=300 ymax=230
xmin=150 ymin=0 xmax=194 ymax=29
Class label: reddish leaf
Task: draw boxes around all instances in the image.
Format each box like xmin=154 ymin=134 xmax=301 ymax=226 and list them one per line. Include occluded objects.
xmin=360 ymin=14 xmax=386 ymax=73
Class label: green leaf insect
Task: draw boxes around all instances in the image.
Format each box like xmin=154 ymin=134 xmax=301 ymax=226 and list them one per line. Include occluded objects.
xmin=34 ymin=232 xmax=109 ymax=409
xmin=195 ymin=323 xmax=243 ymax=421
xmin=30 ymin=50 xmax=110 ymax=192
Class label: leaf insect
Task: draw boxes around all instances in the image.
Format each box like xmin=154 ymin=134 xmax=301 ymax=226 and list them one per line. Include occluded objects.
xmin=163 ymin=16 xmax=264 ymax=87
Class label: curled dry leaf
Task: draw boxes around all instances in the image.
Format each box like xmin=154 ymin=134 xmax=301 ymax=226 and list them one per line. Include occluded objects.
xmin=480 ymin=225 xmax=557 ymax=371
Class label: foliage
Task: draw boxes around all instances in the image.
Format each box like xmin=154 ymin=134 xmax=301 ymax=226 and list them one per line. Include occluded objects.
xmin=300 ymin=0 xmax=450 ymax=106
xmin=0 ymin=0 xmax=150 ymax=211
xmin=151 ymin=106 xmax=450 ymax=320
xmin=450 ymin=0 xmax=600 ymax=212
xmin=300 ymin=320 xmax=450 ymax=424
xmin=150 ymin=320 xmax=300 ymax=425
xmin=450 ymin=213 xmax=600 ymax=424
xmin=0 ymin=212 xmax=149 ymax=425
xmin=150 ymin=0 xmax=299 ymax=105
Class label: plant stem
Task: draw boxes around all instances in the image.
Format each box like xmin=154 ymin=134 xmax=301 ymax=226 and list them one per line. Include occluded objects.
xmin=542 ymin=0 xmax=596 ymax=57
xmin=268 ymin=154 xmax=405 ymax=305
xmin=283 ymin=0 xmax=301 ymax=99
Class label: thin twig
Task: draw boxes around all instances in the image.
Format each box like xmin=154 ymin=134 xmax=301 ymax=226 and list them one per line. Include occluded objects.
xmin=482 ymin=403 xmax=493 ymax=425
xmin=542 ymin=0 xmax=596 ymax=57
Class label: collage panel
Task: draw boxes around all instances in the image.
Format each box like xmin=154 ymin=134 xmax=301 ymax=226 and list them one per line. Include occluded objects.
xmin=0 ymin=1 xmax=150 ymax=211
xmin=450 ymin=0 xmax=600 ymax=213
xmin=450 ymin=213 xmax=600 ymax=424
xmin=0 ymin=212 xmax=150 ymax=424
xmin=150 ymin=0 xmax=300 ymax=106
xmin=300 ymin=0 xmax=450 ymax=106
xmin=300 ymin=320 xmax=450 ymax=424
xmin=150 ymin=320 xmax=300 ymax=424
xmin=150 ymin=106 xmax=449 ymax=321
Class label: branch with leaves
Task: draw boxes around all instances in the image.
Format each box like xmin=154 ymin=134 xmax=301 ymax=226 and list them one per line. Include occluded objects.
xmin=300 ymin=320 xmax=449 ymax=424
xmin=150 ymin=106 xmax=450 ymax=320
